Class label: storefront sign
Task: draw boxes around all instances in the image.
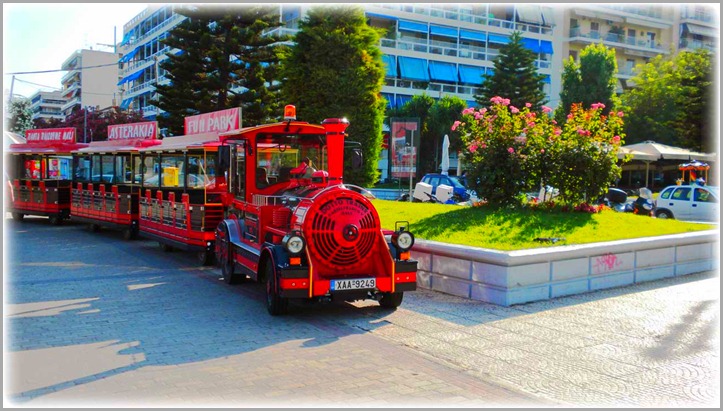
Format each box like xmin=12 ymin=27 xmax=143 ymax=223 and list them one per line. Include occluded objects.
xmin=107 ymin=121 xmax=158 ymax=141
xmin=184 ymin=107 xmax=241 ymax=135
xmin=25 ymin=128 xmax=76 ymax=144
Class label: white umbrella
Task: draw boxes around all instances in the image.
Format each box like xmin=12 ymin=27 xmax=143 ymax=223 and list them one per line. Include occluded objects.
xmin=441 ymin=134 xmax=450 ymax=175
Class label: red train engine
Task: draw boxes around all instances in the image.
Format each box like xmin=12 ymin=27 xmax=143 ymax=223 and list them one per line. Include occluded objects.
xmin=215 ymin=106 xmax=417 ymax=315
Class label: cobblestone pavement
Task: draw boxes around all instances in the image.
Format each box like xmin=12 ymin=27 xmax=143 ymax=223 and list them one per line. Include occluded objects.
xmin=4 ymin=216 xmax=720 ymax=407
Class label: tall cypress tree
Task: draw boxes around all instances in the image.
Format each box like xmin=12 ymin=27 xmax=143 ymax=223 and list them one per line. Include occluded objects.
xmin=280 ymin=5 xmax=386 ymax=186
xmin=475 ymin=31 xmax=547 ymax=110
xmin=153 ymin=5 xmax=287 ymax=135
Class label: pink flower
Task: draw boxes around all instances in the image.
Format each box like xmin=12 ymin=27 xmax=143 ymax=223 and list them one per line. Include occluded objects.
xmin=469 ymin=143 xmax=479 ymax=153
xmin=551 ymin=120 xmax=557 ymax=125
xmin=591 ymin=102 xmax=606 ymax=110
xmin=577 ymin=128 xmax=589 ymax=136
xmin=474 ymin=112 xmax=484 ymax=120
xmin=553 ymin=128 xmax=562 ymax=136
xmin=479 ymin=108 xmax=487 ymax=115
xmin=525 ymin=102 xmax=532 ymax=108
xmin=510 ymin=106 xmax=519 ymax=114
xmin=451 ymin=121 xmax=461 ymax=131
xmin=542 ymin=106 xmax=552 ymax=114
xmin=612 ymin=135 xmax=621 ymax=144
xmin=480 ymin=143 xmax=487 ymax=149
xmin=567 ymin=114 xmax=573 ymax=120
xmin=527 ymin=121 xmax=536 ymax=128
xmin=462 ymin=107 xmax=475 ymax=115
xmin=508 ymin=147 xmax=515 ymax=154
xmin=540 ymin=149 xmax=545 ymax=154
xmin=617 ymin=111 xmax=624 ymax=118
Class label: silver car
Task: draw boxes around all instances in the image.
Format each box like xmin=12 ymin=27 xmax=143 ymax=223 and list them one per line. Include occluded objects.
xmin=655 ymin=185 xmax=719 ymax=222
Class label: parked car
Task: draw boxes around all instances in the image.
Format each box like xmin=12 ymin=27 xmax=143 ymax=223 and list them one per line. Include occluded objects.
xmin=654 ymin=184 xmax=719 ymax=222
xmin=420 ymin=173 xmax=470 ymax=202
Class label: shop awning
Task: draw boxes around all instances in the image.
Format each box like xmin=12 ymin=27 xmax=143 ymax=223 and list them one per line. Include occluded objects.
xmin=458 ymin=65 xmax=486 ymax=85
xmin=460 ymin=29 xmax=487 ymax=42
xmin=428 ymin=60 xmax=457 ymax=82
xmin=398 ymin=20 xmax=427 ymax=33
xmin=540 ymin=40 xmax=554 ymax=54
xmin=516 ymin=5 xmax=544 ymax=25
xmin=521 ymin=38 xmax=541 ymax=53
xmin=117 ymin=70 xmax=143 ymax=86
xmin=398 ymin=56 xmax=429 ymax=81
xmin=430 ymin=25 xmax=457 ymax=38
xmin=487 ymin=33 xmax=510 ymax=45
xmin=382 ymin=54 xmax=397 ymax=77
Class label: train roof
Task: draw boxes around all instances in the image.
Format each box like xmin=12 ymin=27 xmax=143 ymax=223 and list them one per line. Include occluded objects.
xmin=138 ymin=131 xmax=222 ymax=152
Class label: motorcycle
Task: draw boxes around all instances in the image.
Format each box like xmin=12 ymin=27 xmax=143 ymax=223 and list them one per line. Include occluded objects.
xmin=600 ymin=187 xmax=655 ymax=216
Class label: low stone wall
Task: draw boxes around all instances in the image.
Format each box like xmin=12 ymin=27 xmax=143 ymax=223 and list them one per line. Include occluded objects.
xmin=411 ymin=230 xmax=719 ymax=306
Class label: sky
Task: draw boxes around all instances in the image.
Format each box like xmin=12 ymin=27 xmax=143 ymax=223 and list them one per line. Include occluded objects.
xmin=3 ymin=3 xmax=148 ymax=100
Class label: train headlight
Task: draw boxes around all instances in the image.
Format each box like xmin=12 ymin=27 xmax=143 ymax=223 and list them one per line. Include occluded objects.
xmin=283 ymin=232 xmax=305 ymax=255
xmin=392 ymin=230 xmax=415 ymax=252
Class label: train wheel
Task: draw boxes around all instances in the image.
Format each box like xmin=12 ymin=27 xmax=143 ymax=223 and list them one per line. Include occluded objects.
xmin=219 ymin=227 xmax=242 ymax=284
xmin=49 ymin=215 xmax=62 ymax=225
xmin=265 ymin=263 xmax=288 ymax=316
xmin=197 ymin=250 xmax=214 ymax=266
xmin=122 ymin=228 xmax=137 ymax=241
xmin=379 ymin=292 xmax=404 ymax=309
xmin=159 ymin=242 xmax=173 ymax=252
xmin=11 ymin=212 xmax=24 ymax=221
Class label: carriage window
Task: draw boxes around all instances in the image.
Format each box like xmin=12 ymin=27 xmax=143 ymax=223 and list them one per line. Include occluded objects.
xmin=160 ymin=154 xmax=185 ymax=188
xmin=255 ymin=133 xmax=326 ymax=186
xmin=46 ymin=156 xmax=72 ymax=180
xmin=23 ymin=155 xmax=42 ymax=180
xmin=142 ymin=155 xmax=160 ymax=187
xmin=115 ymin=154 xmax=133 ymax=184
xmin=187 ymin=153 xmax=211 ymax=189
xmin=74 ymin=155 xmax=91 ymax=182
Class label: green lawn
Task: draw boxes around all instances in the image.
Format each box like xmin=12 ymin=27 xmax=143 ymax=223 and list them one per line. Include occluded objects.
xmin=372 ymin=199 xmax=716 ymax=251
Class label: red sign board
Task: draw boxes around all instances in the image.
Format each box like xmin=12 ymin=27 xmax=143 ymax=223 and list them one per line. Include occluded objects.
xmin=25 ymin=128 xmax=76 ymax=144
xmin=107 ymin=121 xmax=158 ymax=141
xmin=184 ymin=107 xmax=241 ymax=135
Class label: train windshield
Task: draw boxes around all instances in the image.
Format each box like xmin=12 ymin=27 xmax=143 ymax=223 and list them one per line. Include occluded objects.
xmin=255 ymin=133 xmax=327 ymax=187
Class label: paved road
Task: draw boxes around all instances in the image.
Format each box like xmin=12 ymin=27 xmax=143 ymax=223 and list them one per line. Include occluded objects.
xmin=4 ymin=216 xmax=720 ymax=407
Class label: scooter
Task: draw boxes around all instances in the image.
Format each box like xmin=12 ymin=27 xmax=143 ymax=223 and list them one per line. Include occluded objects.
xmin=601 ymin=187 xmax=655 ymax=216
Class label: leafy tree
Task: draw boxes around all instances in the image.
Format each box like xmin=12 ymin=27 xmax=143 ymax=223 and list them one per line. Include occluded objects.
xmin=622 ymin=49 xmax=714 ymax=152
xmin=475 ymin=31 xmax=547 ymax=111
xmin=8 ymin=97 xmax=34 ymax=135
xmin=33 ymin=106 xmax=145 ymax=142
xmin=280 ymin=5 xmax=386 ymax=186
xmin=154 ymin=5 xmax=287 ymax=135
xmin=555 ymin=43 xmax=618 ymax=123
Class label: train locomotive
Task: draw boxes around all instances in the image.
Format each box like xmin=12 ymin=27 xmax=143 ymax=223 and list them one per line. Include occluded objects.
xmin=5 ymin=106 xmax=418 ymax=316
xmin=215 ymin=106 xmax=417 ymax=315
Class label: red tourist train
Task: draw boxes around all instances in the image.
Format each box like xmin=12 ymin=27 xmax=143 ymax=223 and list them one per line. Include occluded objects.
xmin=5 ymin=106 xmax=418 ymax=315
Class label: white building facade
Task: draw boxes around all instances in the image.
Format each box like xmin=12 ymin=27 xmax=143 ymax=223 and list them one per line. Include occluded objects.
xmin=28 ymin=90 xmax=67 ymax=122
xmin=60 ymin=49 xmax=120 ymax=116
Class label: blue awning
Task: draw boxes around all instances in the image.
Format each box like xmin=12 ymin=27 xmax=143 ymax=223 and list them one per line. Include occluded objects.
xmin=428 ymin=61 xmax=457 ymax=82
xmin=543 ymin=75 xmax=551 ymax=84
xmin=458 ymin=65 xmax=487 ymax=85
xmin=540 ymin=40 xmax=554 ymax=54
xmin=120 ymin=31 xmax=132 ymax=46
xmin=120 ymin=98 xmax=132 ymax=110
xmin=399 ymin=20 xmax=428 ymax=33
xmin=521 ymin=38 xmax=541 ymax=53
xmin=396 ymin=95 xmax=412 ymax=108
xmin=381 ymin=93 xmax=395 ymax=109
xmin=487 ymin=33 xmax=510 ymax=45
xmin=430 ymin=25 xmax=457 ymax=38
xmin=118 ymin=46 xmax=139 ymax=63
xmin=117 ymin=70 xmax=143 ymax=86
xmin=467 ymin=100 xmax=478 ymax=108
xmin=460 ymin=29 xmax=487 ymax=42
xmin=366 ymin=12 xmax=398 ymax=21
xmin=398 ymin=57 xmax=429 ymax=81
xmin=382 ymin=55 xmax=397 ymax=77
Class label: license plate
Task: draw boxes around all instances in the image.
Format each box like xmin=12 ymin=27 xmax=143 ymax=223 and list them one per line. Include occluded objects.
xmin=330 ymin=278 xmax=376 ymax=291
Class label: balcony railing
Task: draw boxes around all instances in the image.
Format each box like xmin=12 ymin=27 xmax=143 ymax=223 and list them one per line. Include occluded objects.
xmin=569 ymin=28 xmax=667 ymax=52
xmin=384 ymin=78 xmax=480 ymax=97
xmin=121 ymin=13 xmax=185 ymax=53
xmin=679 ymin=38 xmax=717 ymax=52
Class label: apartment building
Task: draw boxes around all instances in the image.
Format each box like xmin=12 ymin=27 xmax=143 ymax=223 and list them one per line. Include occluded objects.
xmin=60 ymin=49 xmax=120 ymax=116
xmin=116 ymin=4 xmax=717 ymax=119
xmin=28 ymin=90 xmax=67 ymax=123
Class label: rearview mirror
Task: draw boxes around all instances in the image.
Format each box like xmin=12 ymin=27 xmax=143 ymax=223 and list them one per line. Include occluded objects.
xmin=351 ymin=148 xmax=363 ymax=170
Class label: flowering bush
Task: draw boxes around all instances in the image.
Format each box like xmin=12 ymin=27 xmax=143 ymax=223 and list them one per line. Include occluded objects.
xmin=455 ymin=97 xmax=625 ymax=208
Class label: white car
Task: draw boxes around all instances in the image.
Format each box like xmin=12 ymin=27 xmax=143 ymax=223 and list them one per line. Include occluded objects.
xmin=654 ymin=184 xmax=719 ymax=222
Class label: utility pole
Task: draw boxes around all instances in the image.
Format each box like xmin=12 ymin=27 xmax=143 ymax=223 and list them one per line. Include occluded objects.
xmin=84 ymin=107 xmax=88 ymax=143
xmin=408 ymin=129 xmax=414 ymax=202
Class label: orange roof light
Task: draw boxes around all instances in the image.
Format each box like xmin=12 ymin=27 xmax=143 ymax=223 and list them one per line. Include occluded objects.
xmin=284 ymin=105 xmax=296 ymax=121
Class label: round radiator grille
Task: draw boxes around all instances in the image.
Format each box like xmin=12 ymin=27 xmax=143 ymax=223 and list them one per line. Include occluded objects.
xmin=308 ymin=195 xmax=378 ymax=271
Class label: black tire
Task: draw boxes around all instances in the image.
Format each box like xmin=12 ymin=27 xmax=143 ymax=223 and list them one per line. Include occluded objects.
xmin=218 ymin=226 xmax=242 ymax=284
xmin=122 ymin=227 xmax=136 ymax=241
xmin=197 ymin=250 xmax=214 ymax=266
xmin=49 ymin=215 xmax=62 ymax=225
xmin=11 ymin=212 xmax=24 ymax=221
xmin=265 ymin=262 xmax=288 ymax=316
xmin=379 ymin=292 xmax=404 ymax=309
xmin=159 ymin=242 xmax=173 ymax=252
xmin=656 ymin=209 xmax=674 ymax=219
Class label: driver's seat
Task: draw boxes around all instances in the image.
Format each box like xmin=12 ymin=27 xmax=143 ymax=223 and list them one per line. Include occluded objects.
xmin=256 ymin=167 xmax=269 ymax=188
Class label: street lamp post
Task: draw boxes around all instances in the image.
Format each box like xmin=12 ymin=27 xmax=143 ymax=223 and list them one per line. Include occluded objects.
xmin=408 ymin=129 xmax=414 ymax=202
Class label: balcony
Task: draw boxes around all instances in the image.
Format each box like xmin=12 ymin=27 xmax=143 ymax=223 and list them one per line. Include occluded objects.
xmin=61 ymin=69 xmax=80 ymax=85
xmin=679 ymin=38 xmax=717 ymax=53
xmin=569 ymin=27 xmax=669 ymax=55
xmin=61 ymin=97 xmax=81 ymax=113
xmin=383 ymin=78 xmax=480 ymax=98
